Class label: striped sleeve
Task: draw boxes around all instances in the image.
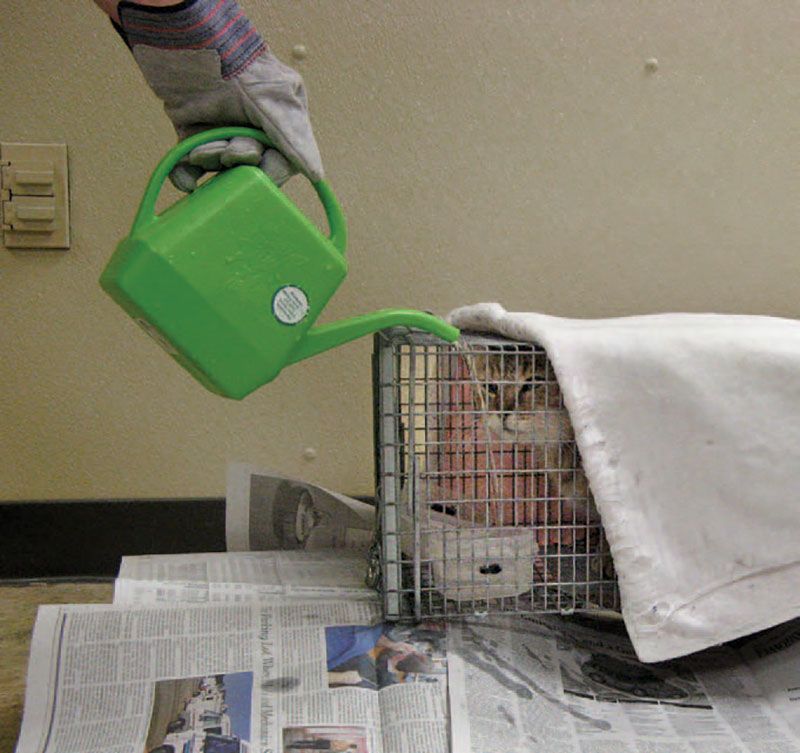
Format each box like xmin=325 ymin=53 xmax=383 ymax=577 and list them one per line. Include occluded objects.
xmin=117 ymin=0 xmax=267 ymax=79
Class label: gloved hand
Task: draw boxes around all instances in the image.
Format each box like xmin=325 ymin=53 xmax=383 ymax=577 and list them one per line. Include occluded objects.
xmin=116 ymin=0 xmax=323 ymax=191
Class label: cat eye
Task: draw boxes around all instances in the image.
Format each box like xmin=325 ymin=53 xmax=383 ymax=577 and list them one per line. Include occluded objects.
xmin=487 ymin=384 xmax=499 ymax=395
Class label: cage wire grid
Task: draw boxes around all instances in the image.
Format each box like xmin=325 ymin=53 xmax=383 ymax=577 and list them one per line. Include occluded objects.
xmin=373 ymin=329 xmax=620 ymax=621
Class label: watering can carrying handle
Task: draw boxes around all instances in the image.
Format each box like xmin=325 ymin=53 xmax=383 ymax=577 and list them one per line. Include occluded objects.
xmin=130 ymin=127 xmax=348 ymax=256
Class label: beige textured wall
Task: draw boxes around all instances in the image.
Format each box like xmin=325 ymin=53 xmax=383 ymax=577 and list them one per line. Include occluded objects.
xmin=1 ymin=1 xmax=798 ymax=501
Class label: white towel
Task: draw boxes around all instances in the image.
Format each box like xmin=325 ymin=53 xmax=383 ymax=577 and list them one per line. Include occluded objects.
xmin=448 ymin=302 xmax=800 ymax=662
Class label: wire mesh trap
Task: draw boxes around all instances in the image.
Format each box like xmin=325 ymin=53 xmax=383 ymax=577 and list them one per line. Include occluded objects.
xmin=372 ymin=328 xmax=620 ymax=621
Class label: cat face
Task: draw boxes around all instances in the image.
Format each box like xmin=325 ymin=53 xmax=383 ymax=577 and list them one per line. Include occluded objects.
xmin=469 ymin=346 xmax=573 ymax=442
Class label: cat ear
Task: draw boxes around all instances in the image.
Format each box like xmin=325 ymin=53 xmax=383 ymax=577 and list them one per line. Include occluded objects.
xmin=464 ymin=352 xmax=487 ymax=381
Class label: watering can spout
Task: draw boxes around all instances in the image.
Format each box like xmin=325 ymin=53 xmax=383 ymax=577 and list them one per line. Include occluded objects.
xmin=287 ymin=309 xmax=460 ymax=366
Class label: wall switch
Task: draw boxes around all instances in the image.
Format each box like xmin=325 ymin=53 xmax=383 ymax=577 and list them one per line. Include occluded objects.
xmin=1 ymin=142 xmax=69 ymax=250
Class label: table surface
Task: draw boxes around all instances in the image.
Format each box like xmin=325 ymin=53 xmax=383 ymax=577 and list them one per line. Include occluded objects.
xmin=0 ymin=582 xmax=114 ymax=753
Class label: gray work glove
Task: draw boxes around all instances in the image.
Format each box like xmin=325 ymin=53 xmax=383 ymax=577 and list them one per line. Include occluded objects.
xmin=117 ymin=0 xmax=323 ymax=191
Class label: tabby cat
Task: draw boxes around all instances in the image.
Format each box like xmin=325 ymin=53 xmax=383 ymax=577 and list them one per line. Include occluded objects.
xmin=468 ymin=345 xmax=598 ymax=527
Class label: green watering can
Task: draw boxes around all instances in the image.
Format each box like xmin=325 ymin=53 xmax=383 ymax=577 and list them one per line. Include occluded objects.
xmin=100 ymin=127 xmax=459 ymax=399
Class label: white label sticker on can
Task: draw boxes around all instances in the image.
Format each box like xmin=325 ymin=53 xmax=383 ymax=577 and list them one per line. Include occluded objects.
xmin=272 ymin=285 xmax=309 ymax=325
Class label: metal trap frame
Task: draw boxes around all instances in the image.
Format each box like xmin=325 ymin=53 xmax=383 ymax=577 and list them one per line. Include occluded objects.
xmin=372 ymin=328 xmax=620 ymax=621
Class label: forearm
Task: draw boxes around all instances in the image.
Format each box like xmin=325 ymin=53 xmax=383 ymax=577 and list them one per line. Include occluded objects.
xmin=92 ymin=0 xmax=182 ymax=24
xmin=376 ymin=635 xmax=414 ymax=653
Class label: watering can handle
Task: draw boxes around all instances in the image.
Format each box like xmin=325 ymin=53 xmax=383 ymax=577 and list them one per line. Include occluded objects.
xmin=130 ymin=126 xmax=347 ymax=256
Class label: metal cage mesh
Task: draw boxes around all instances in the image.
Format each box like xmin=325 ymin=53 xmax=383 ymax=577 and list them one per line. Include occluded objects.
xmin=373 ymin=329 xmax=620 ymax=621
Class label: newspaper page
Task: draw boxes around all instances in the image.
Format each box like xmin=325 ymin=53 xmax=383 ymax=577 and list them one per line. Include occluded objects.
xmin=739 ymin=620 xmax=800 ymax=741
xmin=226 ymin=463 xmax=375 ymax=553
xmin=448 ymin=614 xmax=800 ymax=753
xmin=112 ymin=551 xmax=448 ymax=751
xmin=16 ymin=601 xmax=449 ymax=753
xmin=114 ymin=550 xmax=376 ymax=605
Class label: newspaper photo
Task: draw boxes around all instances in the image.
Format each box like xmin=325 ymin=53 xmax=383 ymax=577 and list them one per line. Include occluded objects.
xmin=448 ymin=613 xmax=800 ymax=753
xmin=226 ymin=463 xmax=375 ymax=553
xmin=114 ymin=550 xmax=376 ymax=606
xmin=16 ymin=599 xmax=449 ymax=753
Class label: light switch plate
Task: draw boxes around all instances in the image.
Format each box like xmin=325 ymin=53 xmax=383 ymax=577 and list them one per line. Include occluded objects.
xmin=1 ymin=142 xmax=69 ymax=250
